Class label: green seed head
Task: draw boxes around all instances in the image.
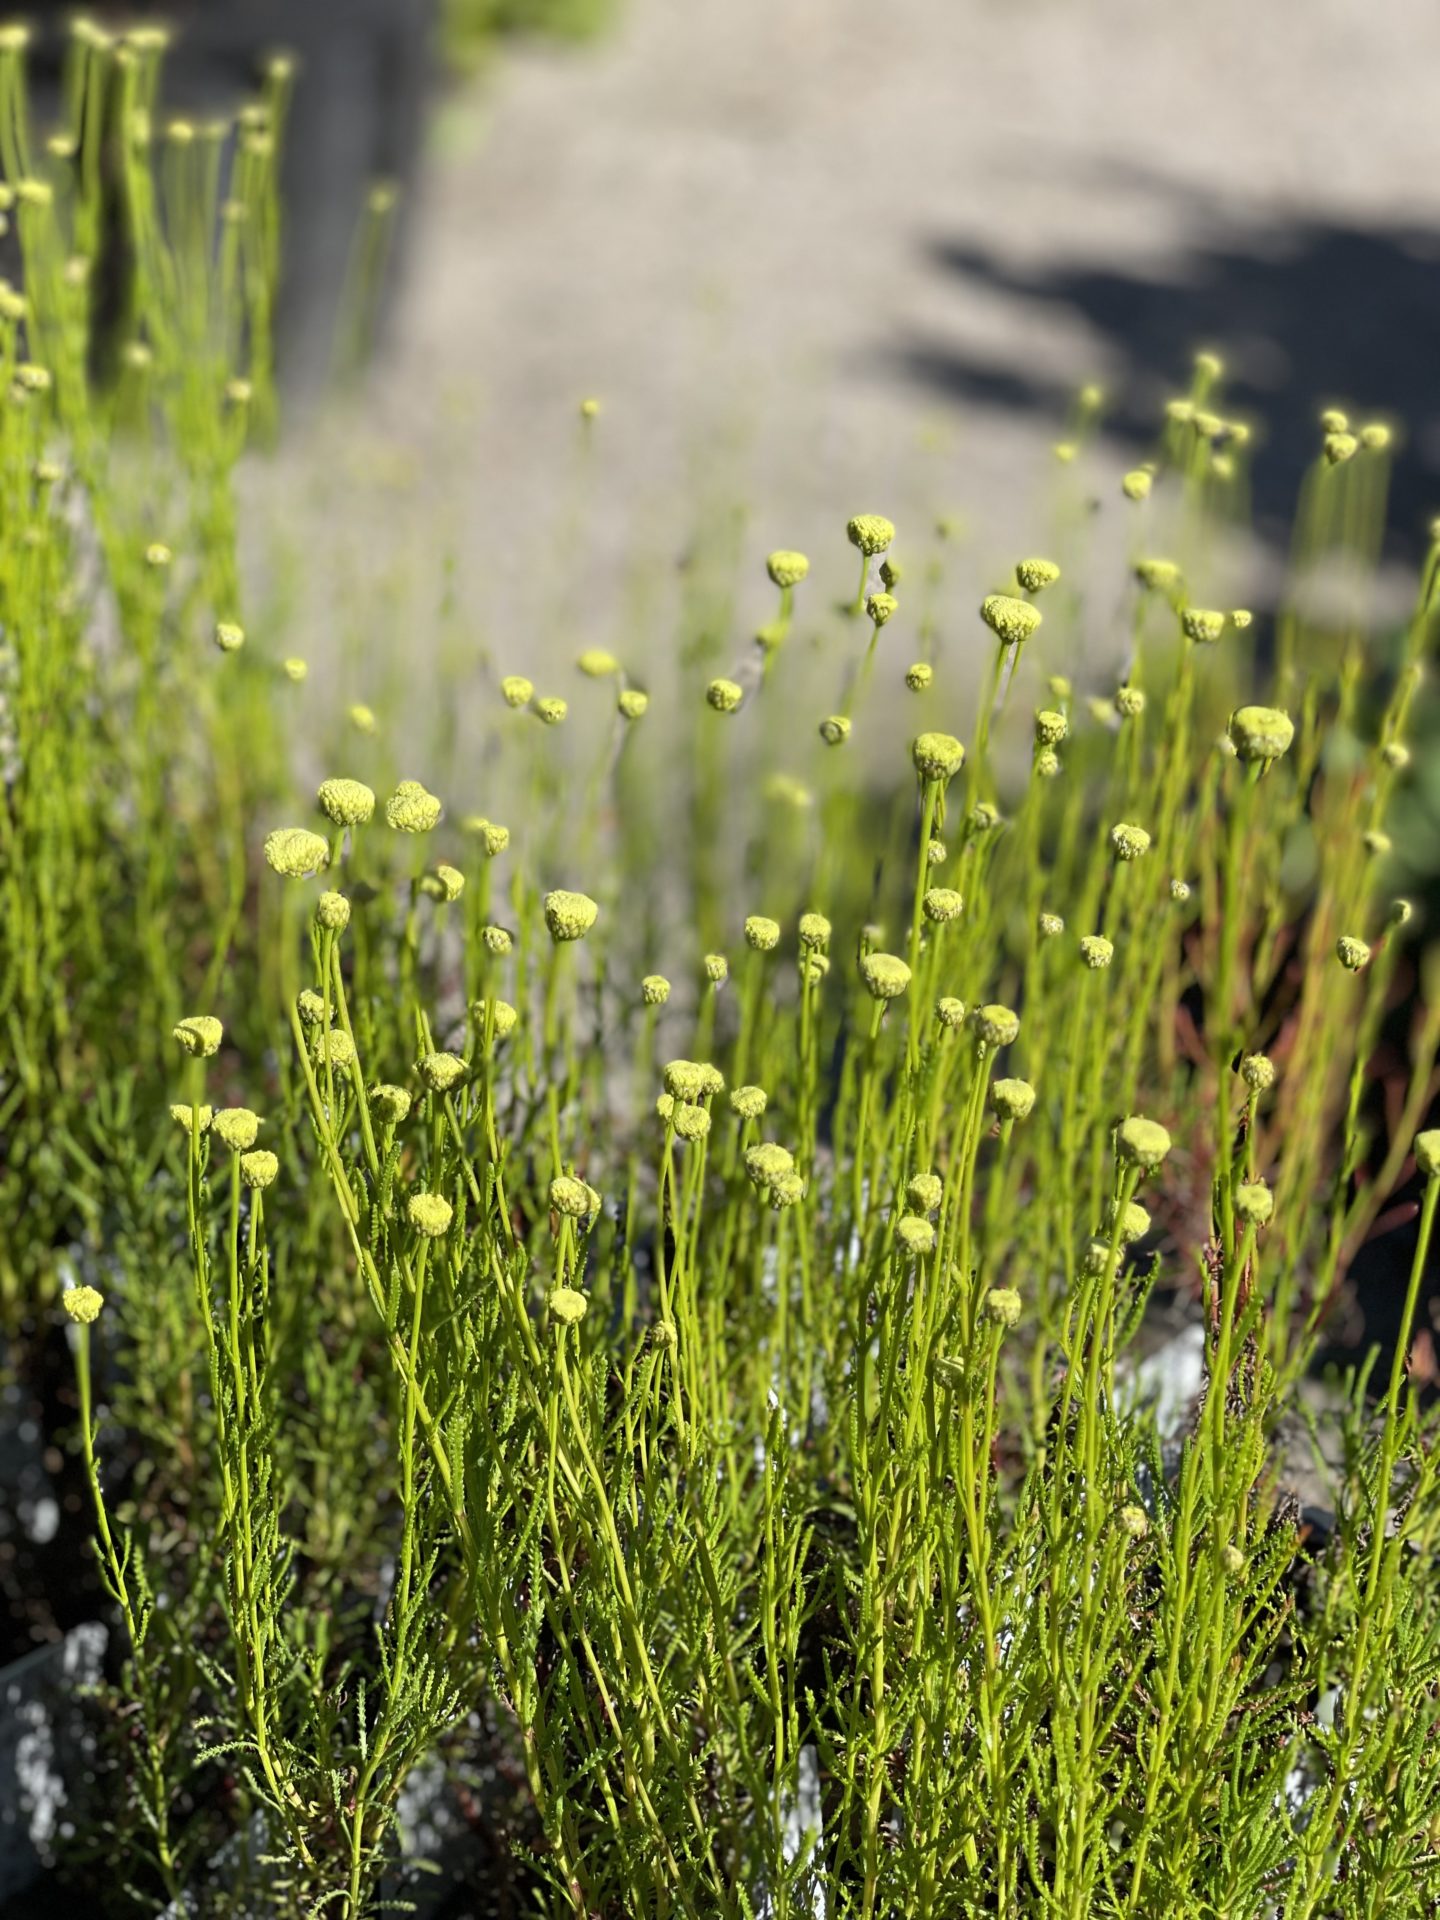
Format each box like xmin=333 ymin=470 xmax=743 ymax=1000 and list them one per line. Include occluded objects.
xmin=847 ymin=514 xmax=894 ymax=556
xmin=905 ymin=661 xmax=933 ymax=691
xmin=1122 ymin=469 xmax=1153 ymax=501
xmin=1221 ymin=1543 xmax=1248 ymax=1577
xmin=482 ymin=925 xmax=512 ymax=956
xmin=1038 ymin=911 xmax=1065 ymax=940
xmin=937 ymin=996 xmax=966 ymax=1030
xmin=927 ymin=838 xmax=947 ymax=865
xmin=1235 ymin=1181 xmax=1273 ymax=1225
xmin=407 ymin=1192 xmax=453 ymax=1238
xmin=1034 ymin=747 xmax=1060 ymax=779
xmin=1034 ymin=709 xmax=1068 ymax=746
xmin=897 ymin=1215 xmax=935 ymax=1255
xmin=619 ymin=687 xmax=650 ymax=719
xmin=549 ymin=1287 xmax=589 ymax=1325
xmin=745 ymin=915 xmax=781 ymax=952
xmin=1107 ymin=1198 xmax=1151 ymax=1244
xmin=550 ymin=1174 xmax=595 ymax=1218
xmin=970 ymin=1004 xmax=1020 ymax=1049
xmin=865 ymin=591 xmax=898 ymax=628
xmin=1117 ymin=1115 xmax=1172 ymax=1170
xmin=1230 ymin=608 xmax=1253 ymax=630
xmin=672 ymin=1102 xmax=711 ymax=1142
xmin=879 ymin=557 xmax=902 ymax=590
xmin=656 ymin=1093 xmax=675 ymax=1122
xmin=1115 ymin=684 xmax=1146 ymax=718
xmin=706 ymin=678 xmax=744 ymax=714
xmin=265 ymin=827 xmax=330 ymax=878
xmin=62 ymin=1284 xmax=104 ymax=1325
xmin=798 ymin=950 xmax=830 ymax=985
xmin=214 ymin=620 xmax=245 ymax=653
xmin=1360 ymin=422 xmax=1392 ymax=451
xmin=664 ymin=1060 xmax=707 ymax=1100
xmin=1079 ymin=935 xmax=1114 ymax=970
xmin=990 ymin=1077 xmax=1036 ymax=1123
xmin=1110 ymin=821 xmax=1152 ymax=862
xmin=1335 ymin=935 xmax=1371 ymax=973
xmin=967 ymin=801 xmax=1001 ymax=837
xmin=704 ymin=952 xmax=729 ymax=984
xmin=317 ymin=777 xmax=375 ymax=828
xmin=385 ymin=781 xmax=442 ymax=833
xmin=1014 ymin=557 xmax=1060 ymax=593
xmin=1181 ymin=608 xmax=1226 ymax=645
xmin=980 ymin=593 xmax=1042 ymax=646
xmin=697 ymin=1063 xmax=725 ymax=1097
xmin=282 ymin=656 xmax=308 ymax=682
xmin=1170 ymin=878 xmax=1192 ymax=903
xmin=544 ymin=889 xmax=599 ymax=942
xmin=212 ymin=1107 xmax=260 ymax=1151
xmin=577 ymin=647 xmax=620 ymax=677
xmin=349 ymin=703 xmax=378 ymax=734
xmin=922 ymin=887 xmax=964 ymax=926
xmin=173 ymin=1014 xmax=223 ymax=1058
xmin=1118 ymin=1504 xmax=1149 ymax=1539
xmin=1240 ymin=1053 xmax=1275 ymax=1094
xmin=1364 ymin=830 xmax=1392 ymax=857
xmin=912 ymin=732 xmax=965 ymax=782
xmin=729 ymin=1084 xmax=767 ymax=1121
xmin=421 ymin=865 xmax=465 ymax=903
xmin=418 ymin=1051 xmax=467 ymax=1093
xmin=1382 ymin=741 xmax=1410 ymax=770
xmin=860 ymin=952 xmax=911 ymax=1000
xmin=1415 ymin=1131 xmax=1440 ymax=1178
xmin=1323 ymin=431 xmax=1358 ymax=466
xmin=312 ymin=1030 xmax=357 ymax=1070
xmin=907 ymin=1171 xmax=943 ymax=1213
xmin=1134 ymin=558 xmax=1182 ymax=593
xmin=984 ymin=1287 xmax=1022 ymax=1329
xmin=798 ymin=912 xmax=832 ymax=950
xmin=170 ymin=1103 xmax=214 ymax=1132
xmin=745 ymin=1142 xmax=795 ymax=1189
xmin=651 ymin=1319 xmax=678 ymax=1348
xmin=1081 ymin=1238 xmax=1111 ymax=1278
xmin=768 ymin=1170 xmax=806 ymax=1210
xmin=642 ymin=974 xmax=671 ymax=1007
xmin=473 ymin=998 xmax=519 ymax=1037
xmin=501 ymin=674 xmax=534 ymax=708
xmin=369 ymin=1083 xmax=412 ymax=1125
xmin=240 ymin=1150 xmax=279 ymax=1191
xmin=535 ymin=696 xmax=568 ymax=725
xmin=1228 ymin=705 xmax=1294 ymax=763
xmin=316 ymin=891 xmax=351 ymax=932
xmin=766 ymin=549 xmax=810 ymax=588
xmin=819 ymin=714 xmax=852 ymax=746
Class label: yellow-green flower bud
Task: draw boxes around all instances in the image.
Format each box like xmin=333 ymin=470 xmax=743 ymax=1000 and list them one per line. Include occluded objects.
xmin=1181 ymin=607 xmax=1226 ymax=645
xmin=1230 ymin=608 xmax=1253 ymax=629
xmin=1034 ymin=709 xmax=1068 ymax=746
xmin=745 ymin=915 xmax=780 ymax=952
xmin=501 ymin=674 xmax=534 ymax=708
xmin=1117 ymin=1115 xmax=1171 ymax=1170
xmin=1034 ymin=747 xmax=1060 ymax=779
xmin=769 ymin=1170 xmax=806 ymax=1209
xmin=1235 ymin=1182 xmax=1273 ymax=1225
xmin=1228 ymin=705 xmax=1294 ymax=763
xmin=879 ymin=557 xmax=902 ymax=589
xmin=473 ymin=998 xmax=519 ymax=1037
xmin=980 ymin=593 xmax=1042 ymax=645
xmin=1323 ymin=431 xmax=1357 ymax=466
xmin=756 ymin=620 xmax=787 ymax=653
xmin=651 ymin=1318 xmax=677 ymax=1348
xmin=1121 ymin=469 xmax=1152 ymax=501
xmin=1382 ymin=740 xmax=1410 ymax=770
xmin=544 ymin=889 xmax=598 ymax=942
xmin=1360 ymin=422 xmax=1391 ymax=451
xmin=706 ymin=678 xmax=744 ymax=714
xmin=927 ymin=838 xmax=946 ymax=865
xmin=730 ymin=1084 xmax=767 ymax=1120
xmin=642 ymin=974 xmax=671 ymax=1007
xmin=482 ymin=925 xmax=512 ymax=956
xmin=1335 ymin=935 xmax=1371 ymax=973
xmin=907 ymin=1171 xmax=943 ymax=1213
xmin=905 ymin=662 xmax=933 ymax=691
xmin=1014 ymin=557 xmax=1060 ymax=593
xmin=214 ymin=620 xmax=245 ymax=653
xmin=1081 ymin=1238 xmax=1112 ymax=1278
xmin=1221 ymin=1543 xmax=1248 ymax=1577
xmin=62 ymin=1284 xmax=104 ymax=1325
xmin=1079 ymin=935 xmax=1114 ymax=970
xmin=282 ymin=656 xmax=308 ymax=682
xmin=1111 ymin=821 xmax=1151 ymax=862
xmin=990 ymin=1077 xmax=1036 ymax=1123
xmin=798 ymin=950 xmax=830 ymax=985
xmin=418 ymin=1051 xmax=467 ymax=1093
xmin=421 ymin=865 xmax=465 ymax=903
xmin=860 ymin=952 xmax=911 ymax=1000
xmin=577 ymin=647 xmax=619 ymax=677
xmin=656 ymin=1092 xmax=675 ymax=1122
xmin=897 ymin=1215 xmax=935 ymax=1254
xmin=865 ymin=591 xmax=898 ymax=627
xmin=619 ymin=687 xmax=649 ymax=719
xmin=317 ymin=777 xmax=375 ymax=827
xmin=212 ymin=1107 xmax=260 ymax=1151
xmin=672 ymin=1102 xmax=711 ymax=1142
xmin=349 ymin=703 xmax=378 ymax=734
xmin=798 ymin=912 xmax=831 ymax=950
xmin=1134 ymin=557 xmax=1182 ymax=593
xmin=1415 ymin=1131 xmax=1440 ymax=1178
xmin=704 ymin=953 xmax=729 ymax=984
xmin=580 ymin=395 xmax=600 ymax=419
xmin=170 ymin=1103 xmax=213 ymax=1132
xmin=970 ymin=1004 xmax=1019 ymax=1048
xmin=313 ymin=1030 xmax=357 ymax=1070
xmin=240 ymin=1149 xmax=278 ymax=1190
xmin=984 ymin=1287 xmax=1022 ymax=1329
xmin=316 ymin=891 xmax=351 ymax=931
xmin=481 ymin=823 xmax=510 ymax=858
xmin=697 ymin=1063 xmax=725 ymax=1098
xmin=663 ymin=1060 xmax=705 ymax=1100
xmin=819 ymin=714 xmax=851 ymax=746
xmin=1240 ymin=1053 xmax=1275 ymax=1094
xmin=745 ymin=1142 xmax=794 ymax=1189
xmin=912 ymin=732 xmax=965 ymax=781
xmin=1115 ymin=684 xmax=1146 ymax=718
xmin=1364 ymin=830 xmax=1392 ymax=857
xmin=1038 ymin=911 xmax=1065 ymax=939
xmin=265 ymin=827 xmax=330 ymax=878
xmin=767 ymin=550 xmax=809 ymax=588
xmin=535 ymin=696 xmax=568 ymax=725
xmin=968 ymin=801 xmax=1001 ymax=836
xmin=1118 ymin=1504 xmax=1149 ymax=1539
xmin=847 ymin=514 xmax=894 ymax=556
xmin=385 ymin=781 xmax=442 ymax=833
xmin=549 ymin=1286 xmax=588 ymax=1324
xmin=1170 ymin=878 xmax=1191 ymax=903
xmin=923 ymin=887 xmax=965 ymax=926
xmin=173 ymin=1014 xmax=223 ymax=1057
xmin=937 ymin=996 xmax=966 ymax=1029
xmin=369 ymin=1084 xmax=412 ymax=1125
xmin=144 ymin=540 xmax=171 ymax=569
xmin=550 ymin=1175 xmax=594 ymax=1218
xmin=408 ymin=1192 xmax=453 ymax=1237
xmin=1107 ymin=1198 xmax=1151 ymax=1244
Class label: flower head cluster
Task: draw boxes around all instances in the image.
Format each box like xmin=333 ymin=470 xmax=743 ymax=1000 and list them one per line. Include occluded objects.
xmin=385 ymin=781 xmax=442 ymax=833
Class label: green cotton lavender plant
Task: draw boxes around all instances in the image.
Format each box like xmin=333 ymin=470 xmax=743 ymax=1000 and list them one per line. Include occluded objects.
xmin=7 ymin=21 xmax=1440 ymax=1918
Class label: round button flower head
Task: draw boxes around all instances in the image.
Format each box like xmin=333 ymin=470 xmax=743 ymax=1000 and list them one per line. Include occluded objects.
xmin=912 ymin=731 xmax=965 ymax=782
xmin=385 ymin=780 xmax=442 ymax=834
xmin=1364 ymin=830 xmax=1393 ymax=858
xmin=1228 ymin=705 xmax=1294 ymax=764
xmin=1235 ymin=1181 xmax=1273 ymax=1225
xmin=1014 ymin=557 xmax=1061 ymax=594
xmin=1122 ymin=468 xmax=1153 ymax=501
xmin=766 ymin=549 xmax=809 ymax=588
xmin=696 ymin=1062 xmax=725 ymax=1098
xmin=1115 ymin=684 xmax=1146 ymax=719
xmin=1170 ymin=878 xmax=1192 ymax=903
xmin=641 ymin=974 xmax=671 ymax=1007
xmin=473 ymin=997 xmax=519 ymax=1037
xmin=897 ymin=1214 xmax=935 ymax=1256
xmin=1323 ymin=430 xmax=1358 ymax=466
xmin=1335 ymin=935 xmax=1371 ymax=973
xmin=984 ymin=1287 xmax=1022 ymax=1329
xmin=349 ymin=703 xmax=378 ymax=735
xmin=1221 ymin=1544 xmax=1248 ymax=1578
xmin=1081 ymin=1237 xmax=1112 ymax=1278
xmin=673 ymin=1102 xmax=711 ymax=1142
xmin=550 ymin=1174 xmax=595 ymax=1219
xmin=212 ymin=1107 xmax=260 ymax=1151
xmin=62 ymin=1284 xmax=104 ymax=1325
xmin=1117 ymin=1115 xmax=1172 ymax=1171
xmin=544 ymin=889 xmax=598 ymax=943
xmin=408 ymin=1192 xmax=453 ymax=1238
xmin=479 ymin=823 xmax=510 ymax=859
xmin=317 ymin=777 xmax=376 ymax=828
xmin=1360 ymin=422 xmax=1392 ymax=452
xmin=618 ymin=687 xmax=650 ymax=720
xmin=922 ymin=887 xmax=963 ymax=925
xmin=1107 ymin=1197 xmax=1151 ymax=1245
xmin=990 ymin=1077 xmax=1036 ymax=1123
xmin=173 ymin=1014 xmax=223 ymax=1058
xmin=144 ymin=540 xmax=171 ymax=570
xmin=970 ymin=1003 xmax=1020 ymax=1049
xmin=1230 ymin=608 xmax=1253 ymax=631
xmin=170 ymin=1103 xmax=214 ymax=1132
xmin=1079 ymin=934 xmax=1115 ymax=971
xmin=865 ymin=591 xmax=898 ymax=628
xmin=265 ymin=827 xmax=330 ymax=879
xmin=1038 ymin=911 xmax=1065 ymax=940
xmin=1118 ymin=1504 xmax=1149 ymax=1540
xmin=730 ymin=1084 xmax=767 ymax=1120
xmin=577 ymin=647 xmax=619 ymax=678
xmin=312 ymin=1029 xmax=357 ymax=1070
xmin=755 ymin=620 xmax=787 ymax=655
xmin=421 ymin=865 xmax=466 ymax=903
xmin=798 ymin=912 xmax=831 ymax=951
xmin=549 ymin=1286 xmax=589 ymax=1327
xmin=745 ymin=1141 xmax=795 ymax=1191
xmin=799 ymin=949 xmax=831 ymax=986
xmin=418 ymin=1051 xmax=467 ymax=1095
xmin=927 ymin=838 xmax=947 ymax=865
xmin=905 ymin=661 xmax=933 ymax=691
xmin=283 ymin=656 xmax=308 ymax=683
xmin=980 ymin=593 xmax=1042 ymax=647
xmin=706 ymin=677 xmax=744 ymax=715
xmin=818 ymin=714 xmax=851 ymax=747
xmin=847 ymin=513 xmax=895 ymax=557
xmin=316 ymin=891 xmax=351 ymax=932
xmin=769 ymin=1169 xmax=806 ymax=1210
xmin=214 ymin=620 xmax=245 ymax=653
xmin=1240 ymin=1052 xmax=1275 ymax=1094
xmin=240 ymin=1149 xmax=279 ymax=1191
xmin=744 ymin=915 xmax=781 ymax=953
xmin=663 ymin=1059 xmax=707 ymax=1100
xmin=1034 ymin=709 xmax=1068 ymax=747
xmin=704 ymin=952 xmax=729 ymax=984
xmin=907 ymin=1171 xmax=943 ymax=1214
xmin=535 ymin=696 xmax=568 ymax=725
xmin=293 ymin=990 xmax=326 ymax=1028
xmin=1181 ymin=607 xmax=1226 ymax=645
xmin=1414 ymin=1131 xmax=1440 ymax=1178
xmin=656 ymin=1092 xmax=675 ymax=1123
xmin=1110 ymin=821 xmax=1151 ymax=863
xmin=879 ymin=556 xmax=902 ymax=590
xmin=1034 ymin=747 xmax=1060 ymax=779
xmin=369 ymin=1083 xmax=412 ymax=1125
xmin=937 ymin=995 xmax=966 ymax=1030
xmin=501 ymin=674 xmax=534 ymax=708
xmin=860 ymin=952 xmax=911 ymax=1001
